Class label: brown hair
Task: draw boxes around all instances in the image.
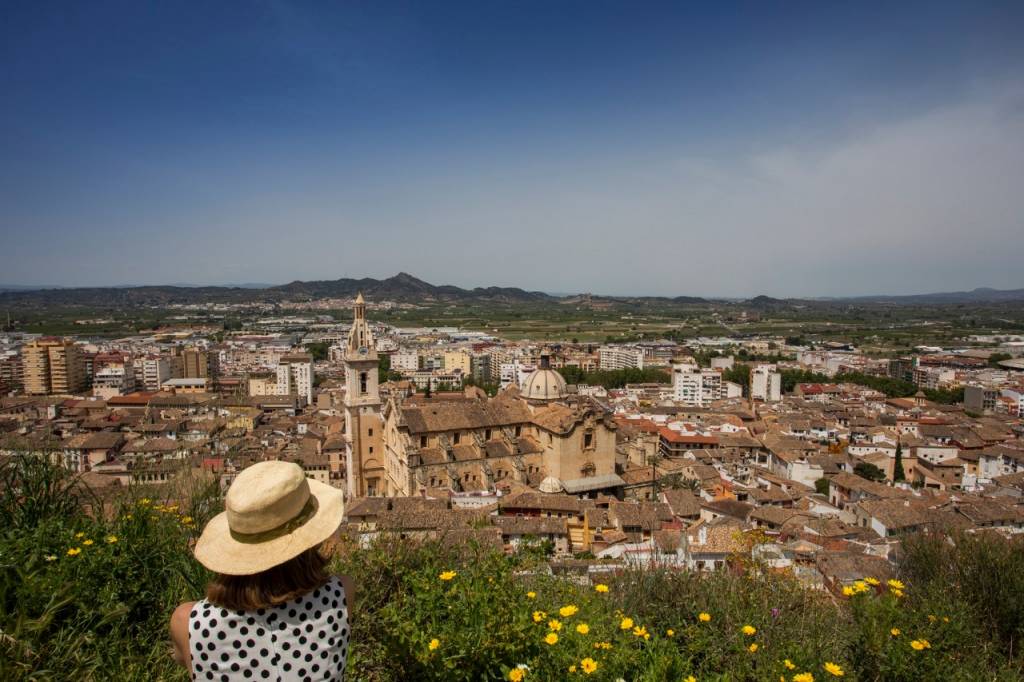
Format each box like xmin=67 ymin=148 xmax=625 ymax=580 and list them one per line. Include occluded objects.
xmin=206 ymin=545 xmax=330 ymax=612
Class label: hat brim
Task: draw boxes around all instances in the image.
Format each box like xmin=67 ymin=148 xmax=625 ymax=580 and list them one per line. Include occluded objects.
xmin=194 ymin=479 xmax=344 ymax=576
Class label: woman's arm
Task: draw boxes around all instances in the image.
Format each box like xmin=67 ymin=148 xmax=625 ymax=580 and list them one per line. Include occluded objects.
xmin=340 ymin=574 xmax=355 ymax=613
xmin=169 ymin=601 xmax=196 ymax=671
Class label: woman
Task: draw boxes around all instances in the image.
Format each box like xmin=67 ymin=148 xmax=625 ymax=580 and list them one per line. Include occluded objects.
xmin=170 ymin=461 xmax=353 ymax=681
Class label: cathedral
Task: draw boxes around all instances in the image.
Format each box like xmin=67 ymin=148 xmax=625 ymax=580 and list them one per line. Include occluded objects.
xmin=342 ymin=295 xmax=622 ymax=499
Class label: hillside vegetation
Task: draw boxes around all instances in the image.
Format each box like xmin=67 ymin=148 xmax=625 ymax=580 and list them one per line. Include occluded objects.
xmin=1 ymin=456 xmax=1022 ymax=681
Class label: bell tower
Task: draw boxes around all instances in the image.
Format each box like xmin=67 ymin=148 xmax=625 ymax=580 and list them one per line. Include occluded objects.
xmin=343 ymin=293 xmax=382 ymax=497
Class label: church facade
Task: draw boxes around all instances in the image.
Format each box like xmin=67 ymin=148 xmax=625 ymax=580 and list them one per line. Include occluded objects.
xmin=342 ymin=296 xmax=622 ymax=498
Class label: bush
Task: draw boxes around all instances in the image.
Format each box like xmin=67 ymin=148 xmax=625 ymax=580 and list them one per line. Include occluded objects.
xmin=1 ymin=456 xmax=1022 ymax=680
xmin=0 ymin=455 xmax=217 ymax=680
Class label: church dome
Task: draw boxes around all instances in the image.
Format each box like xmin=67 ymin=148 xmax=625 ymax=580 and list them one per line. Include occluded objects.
xmin=538 ymin=476 xmax=564 ymax=494
xmin=522 ymin=367 xmax=567 ymax=402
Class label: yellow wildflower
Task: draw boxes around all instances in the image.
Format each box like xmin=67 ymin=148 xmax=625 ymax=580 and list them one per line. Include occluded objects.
xmin=887 ymin=579 xmax=905 ymax=590
xmin=942 ymin=616 xmax=949 ymax=623
xmin=82 ymin=539 xmax=94 ymax=546
xmin=864 ymin=577 xmax=880 ymax=586
xmin=74 ymin=532 xmax=85 ymax=539
xmin=823 ymin=662 xmax=844 ymax=677
xmin=44 ymin=555 xmax=57 ymax=562
xmin=910 ymin=639 xmax=931 ymax=651
xmin=533 ymin=610 xmax=547 ymax=623
xmin=181 ymin=516 xmax=193 ymax=525
xmin=698 ymin=612 xmax=711 ymax=622
xmin=593 ymin=641 xmax=612 ymax=650
xmin=891 ymin=588 xmax=905 ymax=598
xmin=139 ymin=498 xmax=150 ymax=505
xmin=568 ymin=665 xmax=576 ymax=673
xmin=927 ymin=615 xmax=937 ymax=623
xmin=620 ymin=617 xmax=634 ymax=630
xmin=428 ymin=638 xmax=440 ymax=651
xmin=748 ymin=643 xmax=759 ymax=653
xmin=548 ymin=619 xmax=562 ymax=632
xmin=526 ymin=591 xmax=536 ymax=599
xmin=741 ymin=625 xmax=757 ymax=636
xmin=793 ymin=674 xmax=815 ymax=682
xmin=842 ymin=586 xmax=855 ymax=597
xmin=666 ymin=629 xmax=675 ymax=637
xmin=890 ymin=628 xmax=901 ymax=637
xmin=66 ymin=547 xmax=81 ymax=556
xmin=594 ymin=583 xmax=609 ymax=593
xmin=853 ymin=580 xmax=869 ymax=593
xmin=544 ymin=632 xmax=558 ymax=646
xmin=508 ymin=669 xmax=525 ymax=682
xmin=580 ymin=658 xmax=598 ymax=675
xmin=559 ymin=605 xmax=579 ymax=618
xmin=105 ymin=535 xmax=118 ymax=544
xmin=632 ymin=625 xmax=648 ymax=638
xmin=439 ymin=570 xmax=457 ymax=581
xmin=685 ymin=677 xmax=696 ymax=682
xmin=576 ymin=623 xmax=590 ymax=635
xmin=784 ymin=659 xmax=797 ymax=670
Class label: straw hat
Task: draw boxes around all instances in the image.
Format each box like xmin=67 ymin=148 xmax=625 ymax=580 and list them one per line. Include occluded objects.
xmin=195 ymin=461 xmax=344 ymax=576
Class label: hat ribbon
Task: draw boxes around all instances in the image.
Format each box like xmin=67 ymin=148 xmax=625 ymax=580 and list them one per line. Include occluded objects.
xmin=229 ymin=496 xmax=319 ymax=544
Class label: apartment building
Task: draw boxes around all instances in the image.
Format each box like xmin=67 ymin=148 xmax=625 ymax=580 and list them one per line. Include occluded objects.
xmin=598 ymin=345 xmax=645 ymax=371
xmin=443 ymin=350 xmax=472 ymax=375
xmin=751 ymin=364 xmax=782 ymax=402
xmin=0 ymin=352 xmax=23 ymax=393
xmin=672 ymin=361 xmax=722 ymax=407
xmin=181 ymin=348 xmax=209 ymax=378
xmin=964 ymin=385 xmax=999 ymax=413
xmin=134 ymin=356 xmax=170 ymax=391
xmin=22 ymin=337 xmax=87 ymax=395
xmin=277 ymin=353 xmax=314 ymax=404
xmin=391 ymin=350 xmax=420 ymax=373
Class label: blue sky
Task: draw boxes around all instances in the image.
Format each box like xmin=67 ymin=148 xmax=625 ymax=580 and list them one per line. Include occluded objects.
xmin=2 ymin=1 xmax=1022 ymax=296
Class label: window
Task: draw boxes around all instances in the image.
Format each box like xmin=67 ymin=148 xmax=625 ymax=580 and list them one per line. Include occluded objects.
xmin=453 ymin=432 xmax=461 ymax=444
xmin=359 ymin=372 xmax=368 ymax=394
xmin=368 ymin=446 xmax=373 ymax=454
xmin=368 ymin=428 xmax=373 ymax=437
xmin=421 ymin=436 xmax=427 ymax=448
xmin=584 ymin=432 xmax=594 ymax=448
xmin=485 ymin=429 xmax=492 ymax=440
xmin=515 ymin=426 xmax=521 ymax=437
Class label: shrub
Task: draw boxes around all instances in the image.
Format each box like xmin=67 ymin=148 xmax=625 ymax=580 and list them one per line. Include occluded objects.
xmin=1 ymin=456 xmax=1022 ymax=681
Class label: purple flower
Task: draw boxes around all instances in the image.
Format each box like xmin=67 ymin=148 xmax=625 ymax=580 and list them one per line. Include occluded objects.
xmin=771 ymin=608 xmax=780 ymax=620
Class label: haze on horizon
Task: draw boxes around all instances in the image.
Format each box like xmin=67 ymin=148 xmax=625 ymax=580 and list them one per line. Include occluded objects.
xmin=2 ymin=1 xmax=1023 ymax=299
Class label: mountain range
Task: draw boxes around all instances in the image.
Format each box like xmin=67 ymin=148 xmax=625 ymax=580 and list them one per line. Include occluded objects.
xmin=0 ymin=274 xmax=1021 ymax=308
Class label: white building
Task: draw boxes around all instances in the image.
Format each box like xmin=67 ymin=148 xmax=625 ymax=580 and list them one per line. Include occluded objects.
xmin=134 ymin=356 xmax=170 ymax=391
xmin=92 ymin=364 xmax=135 ymax=398
xmin=599 ymin=345 xmax=645 ymax=371
xmin=751 ymin=364 xmax=782 ymax=402
xmin=276 ymin=353 xmax=314 ymax=404
xmin=391 ymin=350 xmax=420 ymax=373
xmin=672 ymin=361 xmax=722 ymax=407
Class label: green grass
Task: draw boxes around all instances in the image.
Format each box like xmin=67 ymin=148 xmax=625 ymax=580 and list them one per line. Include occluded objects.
xmin=2 ymin=456 xmax=1022 ymax=680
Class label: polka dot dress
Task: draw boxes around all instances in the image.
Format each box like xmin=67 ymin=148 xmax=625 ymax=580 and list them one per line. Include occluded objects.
xmin=188 ymin=576 xmax=349 ymax=682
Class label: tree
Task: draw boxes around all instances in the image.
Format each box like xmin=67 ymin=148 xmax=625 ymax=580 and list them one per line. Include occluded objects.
xmin=722 ymin=364 xmax=752 ymax=394
xmin=893 ymin=441 xmax=906 ymax=482
xmin=814 ymin=477 xmax=830 ymax=496
xmin=988 ymin=352 xmax=1012 ymax=368
xmin=854 ymin=462 xmax=886 ymax=483
xmin=304 ymin=341 xmax=330 ymax=361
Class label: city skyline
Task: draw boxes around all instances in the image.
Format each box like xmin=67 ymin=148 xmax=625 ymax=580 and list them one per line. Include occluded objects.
xmin=3 ymin=1 xmax=1023 ymax=296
